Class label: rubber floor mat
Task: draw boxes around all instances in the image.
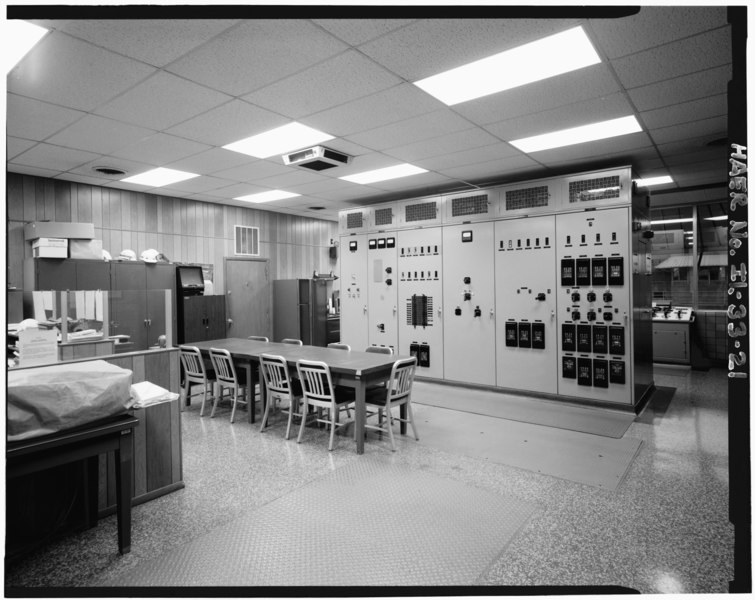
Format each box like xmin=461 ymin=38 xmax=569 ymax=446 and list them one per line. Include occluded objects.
xmin=97 ymin=456 xmax=539 ymax=587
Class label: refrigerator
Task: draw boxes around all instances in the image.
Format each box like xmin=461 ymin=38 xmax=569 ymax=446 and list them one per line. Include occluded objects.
xmin=273 ymin=278 xmax=334 ymax=346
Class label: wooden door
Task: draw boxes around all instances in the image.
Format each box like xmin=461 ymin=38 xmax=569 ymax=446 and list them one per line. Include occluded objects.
xmin=224 ymin=258 xmax=271 ymax=340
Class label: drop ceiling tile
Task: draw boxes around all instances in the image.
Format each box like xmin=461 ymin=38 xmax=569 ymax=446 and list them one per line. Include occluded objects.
xmin=663 ymin=147 xmax=728 ymax=168
xmin=252 ymin=169 xmax=325 ymax=189
xmin=313 ymin=19 xmax=416 ymax=45
xmin=327 ymin=153 xmax=409 ymax=180
xmin=303 ymin=83 xmax=446 ymax=137
xmin=413 ymin=143 xmax=521 ymax=171
xmin=437 ymin=154 xmax=541 ymax=182
xmin=7 ymin=137 xmax=38 ymax=160
xmin=344 ymin=109 xmax=473 ymax=151
xmin=160 ymin=175 xmax=236 ymax=194
xmin=110 ymin=133 xmax=211 ymax=164
xmin=483 ymin=92 xmax=634 ymax=141
xmin=166 ymin=148 xmax=255 ymax=175
xmin=589 ymin=6 xmax=728 ymax=59
xmin=58 ymin=19 xmax=240 ymax=67
xmin=286 ymin=178 xmax=357 ymax=196
xmin=243 ymin=50 xmax=402 ymax=119
xmin=46 ymin=114 xmax=154 ymax=155
xmin=12 ymin=143 xmax=100 ymax=172
xmin=367 ymin=171 xmax=454 ymax=192
xmin=312 ymin=185 xmax=385 ymax=202
xmin=54 ymin=172 xmax=113 ymax=187
xmin=668 ymin=161 xmax=726 ymax=185
xmin=358 ymin=18 xmax=579 ymax=81
xmin=640 ymin=95 xmax=727 ymax=131
xmin=166 ymin=20 xmax=348 ymax=96
xmin=212 ymin=159 xmax=292 ymax=183
xmin=610 ymin=27 xmax=731 ymax=90
xmin=67 ymin=156 xmax=155 ymax=181
xmin=383 ymin=128 xmax=502 ymax=163
xmin=204 ymin=182 xmax=268 ymax=199
xmin=453 ymin=64 xmax=621 ymax=126
xmin=165 ymin=99 xmax=288 ymax=147
xmin=8 ymin=31 xmax=156 ymax=111
xmin=7 ymin=164 xmax=61 ymax=179
xmin=6 ymin=94 xmax=86 ymax=141
xmin=657 ymin=136 xmax=725 ymax=158
xmin=650 ymin=116 xmax=727 ymax=146
xmin=627 ymin=64 xmax=731 ymax=112
xmin=531 ymin=131 xmax=654 ymax=165
xmin=94 ymin=71 xmax=233 ymax=130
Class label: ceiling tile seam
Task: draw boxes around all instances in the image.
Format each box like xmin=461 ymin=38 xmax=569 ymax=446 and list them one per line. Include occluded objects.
xmin=311 ymin=18 xmax=419 ymax=48
xmin=641 ymin=95 xmax=728 ymax=123
xmin=600 ymin=23 xmax=731 ymax=61
xmin=6 ymin=92 xmax=95 ymax=147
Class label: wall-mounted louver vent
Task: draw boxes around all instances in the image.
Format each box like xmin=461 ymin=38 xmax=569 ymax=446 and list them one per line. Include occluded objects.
xmin=451 ymin=194 xmax=489 ymax=217
xmin=235 ymin=225 xmax=260 ymax=256
xmin=283 ymin=146 xmax=352 ymax=171
xmin=374 ymin=207 xmax=394 ymax=227
xmin=569 ymin=176 xmax=621 ymax=203
xmin=405 ymin=201 xmax=437 ymax=222
xmin=346 ymin=211 xmax=365 ymax=229
xmin=505 ymin=185 xmax=550 ymax=211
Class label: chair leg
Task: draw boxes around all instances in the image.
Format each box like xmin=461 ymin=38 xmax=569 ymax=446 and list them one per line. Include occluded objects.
xmin=386 ymin=406 xmax=396 ymax=451
xmin=285 ymin=396 xmax=297 ymax=440
xmin=260 ymin=392 xmax=272 ymax=432
xmin=199 ymin=381 xmax=209 ymax=417
xmin=210 ymin=386 xmax=221 ymax=418
xmin=230 ymin=385 xmax=239 ymax=423
xmin=297 ymin=399 xmax=309 ymax=443
xmin=407 ymin=402 xmax=419 ymax=440
xmin=328 ymin=408 xmax=337 ymax=451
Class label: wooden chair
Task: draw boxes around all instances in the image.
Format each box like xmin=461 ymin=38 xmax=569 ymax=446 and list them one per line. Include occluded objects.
xmin=208 ymin=348 xmax=249 ymax=423
xmin=365 ymin=345 xmax=393 ymax=355
xmin=327 ymin=342 xmax=351 ymax=351
xmin=364 ymin=357 xmax=419 ymax=451
xmin=178 ymin=345 xmax=216 ymax=416
xmin=259 ymin=353 xmax=303 ymax=438
xmin=296 ymin=359 xmax=355 ymax=451
xmin=248 ymin=336 xmax=269 ymax=342
xmin=282 ymin=338 xmax=303 ymax=346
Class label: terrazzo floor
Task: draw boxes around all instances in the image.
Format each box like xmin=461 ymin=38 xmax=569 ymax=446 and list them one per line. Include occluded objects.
xmin=5 ymin=365 xmax=734 ymax=593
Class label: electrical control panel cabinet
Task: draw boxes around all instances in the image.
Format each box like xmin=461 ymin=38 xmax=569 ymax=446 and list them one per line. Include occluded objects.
xmin=562 ymin=167 xmax=633 ymax=210
xmin=338 ymin=208 xmax=370 ymax=235
xmin=397 ymin=227 xmax=444 ymax=379
xmin=442 ymin=189 xmax=498 ymax=224
xmin=369 ymin=203 xmax=398 ymax=231
xmin=497 ymin=177 xmax=563 ymax=218
xmin=366 ymin=234 xmax=398 ymax=351
xmin=442 ymin=222 xmax=496 ymax=386
xmin=396 ymin=196 xmax=443 ymax=229
xmin=495 ymin=215 xmax=558 ymax=394
xmin=339 ymin=234 xmax=369 ymax=351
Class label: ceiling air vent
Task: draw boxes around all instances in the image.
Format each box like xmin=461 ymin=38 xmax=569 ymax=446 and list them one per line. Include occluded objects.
xmin=283 ymin=146 xmax=352 ymax=171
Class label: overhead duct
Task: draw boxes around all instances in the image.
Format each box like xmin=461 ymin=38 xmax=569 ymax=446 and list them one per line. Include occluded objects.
xmin=283 ymin=146 xmax=352 ymax=171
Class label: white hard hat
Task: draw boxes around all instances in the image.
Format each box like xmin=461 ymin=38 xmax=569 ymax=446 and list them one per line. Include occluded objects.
xmin=119 ymin=249 xmax=137 ymax=261
xmin=102 ymin=249 xmax=112 ymax=261
xmin=140 ymin=248 xmax=159 ymax=263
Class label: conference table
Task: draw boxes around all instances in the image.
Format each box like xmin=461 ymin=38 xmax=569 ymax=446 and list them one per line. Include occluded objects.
xmin=190 ymin=338 xmax=403 ymax=454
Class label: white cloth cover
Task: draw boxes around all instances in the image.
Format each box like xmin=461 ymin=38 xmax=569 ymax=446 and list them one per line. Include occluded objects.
xmin=7 ymin=360 xmax=134 ymax=442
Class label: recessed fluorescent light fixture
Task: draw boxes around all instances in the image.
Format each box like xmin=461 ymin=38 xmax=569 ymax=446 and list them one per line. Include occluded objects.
xmin=414 ymin=26 xmax=600 ymax=106
xmin=223 ymin=122 xmax=334 ymax=159
xmin=510 ymin=115 xmax=642 ymax=153
xmin=650 ymin=218 xmax=694 ymax=225
xmin=635 ymin=175 xmax=674 ymax=187
xmin=704 ymin=215 xmax=728 ymax=221
xmin=121 ymin=167 xmax=199 ymax=187
xmin=339 ymin=164 xmax=428 ymax=185
xmin=234 ymin=190 xmax=300 ymax=204
xmin=5 ymin=20 xmax=48 ymax=73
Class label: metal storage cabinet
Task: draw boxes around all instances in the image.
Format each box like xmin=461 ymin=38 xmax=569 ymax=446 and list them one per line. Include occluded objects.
xmin=180 ymin=295 xmax=226 ymax=343
xmin=24 ymin=258 xmax=110 ymax=291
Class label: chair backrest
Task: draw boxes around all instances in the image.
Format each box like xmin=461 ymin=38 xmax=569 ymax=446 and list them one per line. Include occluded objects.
xmin=327 ymin=343 xmax=351 ymax=351
xmin=282 ymin=338 xmax=304 ymax=346
xmin=296 ymin=359 xmax=334 ymax=402
xmin=365 ymin=345 xmax=393 ymax=355
xmin=260 ymin=354 xmax=293 ymax=395
xmin=386 ymin=357 xmax=417 ymax=404
xmin=248 ymin=336 xmax=269 ymax=342
xmin=179 ymin=345 xmax=206 ymax=378
xmin=209 ymin=348 xmax=238 ymax=385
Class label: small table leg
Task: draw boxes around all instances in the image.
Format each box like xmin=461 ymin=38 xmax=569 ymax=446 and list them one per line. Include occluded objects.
xmin=355 ymin=378 xmax=366 ymax=455
xmin=115 ymin=429 xmax=133 ymax=554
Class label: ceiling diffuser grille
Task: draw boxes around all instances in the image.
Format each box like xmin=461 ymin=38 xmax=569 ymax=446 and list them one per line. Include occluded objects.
xmin=569 ymin=175 xmax=621 ymax=203
xmin=234 ymin=225 xmax=260 ymax=256
xmin=346 ymin=211 xmax=365 ymax=229
xmin=405 ymin=201 xmax=437 ymax=222
xmin=374 ymin=207 xmax=394 ymax=226
xmin=451 ymin=194 xmax=488 ymax=216
xmin=505 ymin=185 xmax=550 ymax=211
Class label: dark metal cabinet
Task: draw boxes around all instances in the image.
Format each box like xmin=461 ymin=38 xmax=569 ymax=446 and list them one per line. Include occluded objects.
xmin=179 ymin=296 xmax=226 ymax=343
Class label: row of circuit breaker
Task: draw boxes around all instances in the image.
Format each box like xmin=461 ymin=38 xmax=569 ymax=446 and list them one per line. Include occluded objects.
xmin=562 ymin=356 xmax=626 ymax=387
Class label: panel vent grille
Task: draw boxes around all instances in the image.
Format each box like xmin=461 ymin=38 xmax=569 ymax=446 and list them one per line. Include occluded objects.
xmin=505 ymin=186 xmax=550 ymax=211
xmin=374 ymin=207 xmax=394 ymax=227
xmin=234 ymin=225 xmax=260 ymax=256
xmin=405 ymin=201 xmax=437 ymax=222
xmin=451 ymin=194 xmax=489 ymax=217
xmin=346 ymin=211 xmax=364 ymax=229
xmin=569 ymin=176 xmax=621 ymax=203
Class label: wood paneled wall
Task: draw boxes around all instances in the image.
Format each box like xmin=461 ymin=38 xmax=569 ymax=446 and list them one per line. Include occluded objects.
xmin=6 ymin=172 xmax=339 ymax=293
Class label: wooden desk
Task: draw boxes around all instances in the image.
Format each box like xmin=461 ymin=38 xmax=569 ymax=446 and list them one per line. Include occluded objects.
xmin=6 ymin=414 xmax=139 ymax=554
xmin=192 ymin=338 xmax=400 ymax=454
